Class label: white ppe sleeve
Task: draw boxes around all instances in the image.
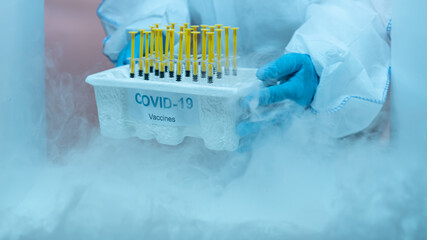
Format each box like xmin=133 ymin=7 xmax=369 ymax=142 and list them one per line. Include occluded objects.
xmin=286 ymin=0 xmax=391 ymax=137
xmin=98 ymin=0 xmax=190 ymax=63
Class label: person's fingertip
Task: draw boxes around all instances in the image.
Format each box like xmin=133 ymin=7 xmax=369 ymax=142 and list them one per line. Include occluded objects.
xmin=258 ymin=88 xmax=272 ymax=106
xmin=239 ymin=97 xmax=251 ymax=112
xmin=256 ymin=66 xmax=267 ymax=80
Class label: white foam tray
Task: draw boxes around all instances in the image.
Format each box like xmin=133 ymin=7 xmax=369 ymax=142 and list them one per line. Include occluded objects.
xmin=86 ymin=65 xmax=259 ymax=151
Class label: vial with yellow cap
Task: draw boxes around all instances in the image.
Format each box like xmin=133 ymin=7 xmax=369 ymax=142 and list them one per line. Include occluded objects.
xmin=215 ymin=28 xmax=223 ymax=79
xmin=192 ymin=31 xmax=200 ymax=82
xmin=154 ymin=28 xmax=160 ymax=76
xmin=223 ymin=26 xmax=231 ymax=75
xmin=208 ymin=26 xmax=216 ymax=75
xmin=231 ymin=27 xmax=239 ymax=76
xmin=138 ymin=29 xmax=144 ymax=77
xmin=164 ymin=26 xmax=170 ymax=73
xmin=201 ymin=28 xmax=208 ymax=78
xmin=185 ymin=28 xmax=192 ymax=77
xmin=159 ymin=29 xmax=165 ymax=78
xmin=177 ymin=31 xmax=185 ymax=81
xmin=167 ymin=29 xmax=175 ymax=78
xmin=207 ymin=32 xmax=214 ymax=84
xmin=149 ymin=26 xmax=155 ymax=73
xmin=129 ymin=31 xmax=138 ymax=78
xmin=144 ymin=30 xmax=150 ymax=80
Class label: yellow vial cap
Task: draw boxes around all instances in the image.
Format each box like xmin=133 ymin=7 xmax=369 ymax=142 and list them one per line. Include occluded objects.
xmin=191 ymin=25 xmax=199 ymax=31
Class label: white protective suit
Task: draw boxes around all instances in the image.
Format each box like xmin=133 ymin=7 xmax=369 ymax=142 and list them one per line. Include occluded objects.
xmin=97 ymin=0 xmax=391 ymax=137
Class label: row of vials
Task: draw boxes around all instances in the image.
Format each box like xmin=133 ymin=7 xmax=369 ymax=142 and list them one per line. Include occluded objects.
xmin=128 ymin=23 xmax=239 ymax=83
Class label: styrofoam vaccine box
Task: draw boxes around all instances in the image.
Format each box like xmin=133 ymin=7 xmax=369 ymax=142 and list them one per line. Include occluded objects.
xmin=86 ymin=65 xmax=259 ymax=151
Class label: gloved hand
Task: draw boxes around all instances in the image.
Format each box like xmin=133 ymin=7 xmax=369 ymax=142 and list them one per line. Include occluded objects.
xmin=236 ymin=53 xmax=319 ymax=138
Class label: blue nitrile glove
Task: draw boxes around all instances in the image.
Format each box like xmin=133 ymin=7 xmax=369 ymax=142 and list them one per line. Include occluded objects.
xmin=236 ymin=53 xmax=319 ymax=138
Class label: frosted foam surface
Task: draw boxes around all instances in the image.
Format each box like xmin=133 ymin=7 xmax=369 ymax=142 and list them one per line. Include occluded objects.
xmin=86 ymin=66 xmax=259 ymax=151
